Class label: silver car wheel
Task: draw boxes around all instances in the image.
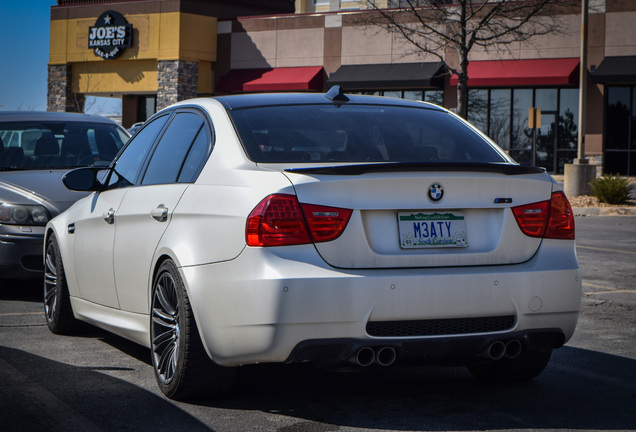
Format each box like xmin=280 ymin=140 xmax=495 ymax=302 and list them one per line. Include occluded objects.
xmin=151 ymin=271 xmax=181 ymax=385
xmin=43 ymin=235 xmax=76 ymax=334
xmin=43 ymin=241 xmax=58 ymax=323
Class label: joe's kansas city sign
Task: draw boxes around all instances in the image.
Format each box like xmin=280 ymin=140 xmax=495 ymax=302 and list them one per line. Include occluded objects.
xmin=88 ymin=10 xmax=132 ymax=59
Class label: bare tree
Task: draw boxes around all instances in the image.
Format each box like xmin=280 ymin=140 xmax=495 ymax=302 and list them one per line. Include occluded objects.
xmin=363 ymin=0 xmax=576 ymax=118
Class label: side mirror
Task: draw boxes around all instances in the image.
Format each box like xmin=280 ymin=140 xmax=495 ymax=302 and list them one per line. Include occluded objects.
xmin=62 ymin=167 xmax=107 ymax=192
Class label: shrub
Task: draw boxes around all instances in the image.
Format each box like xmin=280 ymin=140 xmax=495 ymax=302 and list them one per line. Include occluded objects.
xmin=590 ymin=174 xmax=632 ymax=205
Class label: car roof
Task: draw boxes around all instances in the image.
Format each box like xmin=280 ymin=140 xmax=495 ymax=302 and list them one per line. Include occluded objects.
xmin=209 ymin=91 xmax=447 ymax=111
xmin=0 ymin=111 xmax=118 ymax=124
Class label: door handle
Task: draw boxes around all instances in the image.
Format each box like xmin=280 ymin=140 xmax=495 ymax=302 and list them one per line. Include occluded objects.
xmin=151 ymin=205 xmax=168 ymax=222
xmin=103 ymin=208 xmax=115 ymax=224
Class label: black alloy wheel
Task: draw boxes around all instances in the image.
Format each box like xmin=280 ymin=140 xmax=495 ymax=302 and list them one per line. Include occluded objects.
xmin=43 ymin=234 xmax=77 ymax=334
xmin=150 ymin=259 xmax=235 ymax=400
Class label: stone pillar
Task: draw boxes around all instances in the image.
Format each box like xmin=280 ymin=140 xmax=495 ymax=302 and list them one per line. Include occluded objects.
xmin=157 ymin=60 xmax=198 ymax=111
xmin=47 ymin=64 xmax=85 ymax=112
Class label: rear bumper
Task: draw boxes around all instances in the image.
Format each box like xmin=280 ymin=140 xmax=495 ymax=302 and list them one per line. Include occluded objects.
xmin=181 ymin=239 xmax=580 ymax=367
xmin=286 ymin=329 xmax=565 ymax=366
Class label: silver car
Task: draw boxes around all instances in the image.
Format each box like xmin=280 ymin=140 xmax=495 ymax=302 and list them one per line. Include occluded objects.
xmin=0 ymin=111 xmax=129 ymax=280
xmin=45 ymin=89 xmax=580 ymax=400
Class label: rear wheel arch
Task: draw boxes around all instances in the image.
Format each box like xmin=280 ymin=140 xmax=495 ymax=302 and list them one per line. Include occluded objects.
xmin=149 ymin=254 xmax=208 ymax=352
xmin=149 ymin=257 xmax=236 ymax=400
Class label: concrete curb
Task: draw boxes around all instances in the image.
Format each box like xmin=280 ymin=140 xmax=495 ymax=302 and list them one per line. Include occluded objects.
xmin=572 ymin=206 xmax=636 ymax=217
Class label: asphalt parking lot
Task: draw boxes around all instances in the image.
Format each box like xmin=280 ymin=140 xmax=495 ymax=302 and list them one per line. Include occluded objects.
xmin=1 ymin=214 xmax=635 ymax=432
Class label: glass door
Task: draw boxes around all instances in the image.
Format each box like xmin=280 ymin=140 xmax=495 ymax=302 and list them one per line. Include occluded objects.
xmin=535 ymin=111 xmax=557 ymax=173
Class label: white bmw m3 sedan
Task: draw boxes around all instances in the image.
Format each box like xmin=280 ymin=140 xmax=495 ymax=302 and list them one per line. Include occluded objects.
xmin=44 ymin=87 xmax=581 ymax=400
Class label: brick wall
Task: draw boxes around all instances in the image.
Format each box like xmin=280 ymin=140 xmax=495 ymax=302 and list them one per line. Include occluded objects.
xmin=47 ymin=64 xmax=85 ymax=112
xmin=157 ymin=60 xmax=199 ymax=110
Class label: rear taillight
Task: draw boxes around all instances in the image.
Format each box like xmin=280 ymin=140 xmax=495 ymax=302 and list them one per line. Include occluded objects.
xmin=246 ymin=194 xmax=352 ymax=247
xmin=301 ymin=203 xmax=353 ymax=243
xmin=512 ymin=191 xmax=575 ymax=240
xmin=544 ymin=191 xmax=575 ymax=239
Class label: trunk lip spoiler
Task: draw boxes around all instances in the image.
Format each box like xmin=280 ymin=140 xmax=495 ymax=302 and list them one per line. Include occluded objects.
xmin=284 ymin=162 xmax=546 ymax=176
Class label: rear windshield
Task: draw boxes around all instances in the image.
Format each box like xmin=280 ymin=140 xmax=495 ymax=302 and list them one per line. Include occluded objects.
xmin=229 ymin=104 xmax=507 ymax=164
xmin=0 ymin=120 xmax=128 ymax=171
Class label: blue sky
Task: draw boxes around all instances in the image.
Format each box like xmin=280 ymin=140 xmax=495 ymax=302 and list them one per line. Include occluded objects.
xmin=0 ymin=0 xmax=56 ymax=111
xmin=0 ymin=0 xmax=119 ymax=115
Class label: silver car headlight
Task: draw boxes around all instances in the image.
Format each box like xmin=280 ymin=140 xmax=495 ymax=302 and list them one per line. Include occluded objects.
xmin=0 ymin=203 xmax=51 ymax=226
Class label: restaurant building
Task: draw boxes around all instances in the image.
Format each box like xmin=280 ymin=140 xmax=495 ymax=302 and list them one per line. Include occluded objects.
xmin=48 ymin=0 xmax=636 ymax=175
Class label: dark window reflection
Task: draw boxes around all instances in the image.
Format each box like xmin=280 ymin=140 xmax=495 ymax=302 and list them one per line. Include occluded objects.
xmin=606 ymin=87 xmax=630 ymax=150
xmin=424 ymin=90 xmax=444 ymax=106
xmin=535 ymin=112 xmax=556 ymax=172
xmin=604 ymin=86 xmax=634 ymax=175
xmin=604 ymin=151 xmax=628 ymax=174
xmin=632 ymin=90 xmax=636 ymax=151
xmin=489 ymin=89 xmax=511 ymax=149
xmin=468 ymin=89 xmax=488 ymax=134
xmin=509 ymin=89 xmax=533 ymax=166
xmin=558 ymin=89 xmax=579 ymax=150
xmin=535 ymin=88 xmax=557 ymax=111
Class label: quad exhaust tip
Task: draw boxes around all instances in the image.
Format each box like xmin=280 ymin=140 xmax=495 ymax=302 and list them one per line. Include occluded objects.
xmin=351 ymin=340 xmax=521 ymax=366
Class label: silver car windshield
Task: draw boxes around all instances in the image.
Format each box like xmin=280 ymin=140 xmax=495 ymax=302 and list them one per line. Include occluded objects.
xmin=229 ymin=104 xmax=507 ymax=164
xmin=0 ymin=121 xmax=129 ymax=171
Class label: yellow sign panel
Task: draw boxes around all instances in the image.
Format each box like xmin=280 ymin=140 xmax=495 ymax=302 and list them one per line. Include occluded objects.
xmin=72 ymin=60 xmax=158 ymax=95
xmin=528 ymin=107 xmax=541 ymax=129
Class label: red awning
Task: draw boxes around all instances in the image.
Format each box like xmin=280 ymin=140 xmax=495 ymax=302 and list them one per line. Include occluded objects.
xmin=216 ymin=66 xmax=325 ymax=93
xmin=450 ymin=58 xmax=580 ymax=87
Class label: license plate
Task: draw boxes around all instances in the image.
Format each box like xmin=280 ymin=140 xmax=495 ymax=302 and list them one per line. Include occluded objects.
xmin=398 ymin=212 xmax=468 ymax=248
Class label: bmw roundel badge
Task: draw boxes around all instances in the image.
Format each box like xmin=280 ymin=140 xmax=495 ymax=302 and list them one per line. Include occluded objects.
xmin=428 ymin=183 xmax=444 ymax=202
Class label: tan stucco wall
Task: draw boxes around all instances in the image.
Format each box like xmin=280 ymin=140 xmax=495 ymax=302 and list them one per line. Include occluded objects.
xmin=469 ymin=15 xmax=581 ymax=61
xmin=604 ymin=11 xmax=636 ymax=56
xmin=231 ymin=27 xmax=325 ymax=68
xmin=340 ymin=25 xmax=441 ymax=65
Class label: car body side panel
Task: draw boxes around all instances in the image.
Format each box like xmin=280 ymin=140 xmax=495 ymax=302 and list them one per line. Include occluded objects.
xmin=113 ymin=184 xmax=189 ymax=313
xmin=73 ymin=189 xmax=128 ymax=308
xmin=69 ymin=297 xmax=151 ymax=348
xmin=161 ymin=167 xmax=294 ymax=267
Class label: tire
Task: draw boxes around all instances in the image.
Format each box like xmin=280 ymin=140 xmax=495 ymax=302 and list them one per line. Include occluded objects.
xmin=43 ymin=234 xmax=78 ymax=334
xmin=150 ymin=259 xmax=236 ymax=400
xmin=467 ymin=347 xmax=553 ymax=381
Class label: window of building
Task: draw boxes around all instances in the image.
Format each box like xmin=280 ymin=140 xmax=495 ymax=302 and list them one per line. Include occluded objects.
xmin=351 ymin=89 xmax=444 ymax=106
xmin=467 ymin=87 xmax=579 ymax=174
xmin=605 ymin=86 xmax=636 ymax=176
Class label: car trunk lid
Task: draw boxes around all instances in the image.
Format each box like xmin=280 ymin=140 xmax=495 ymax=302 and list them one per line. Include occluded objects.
xmin=281 ymin=164 xmax=553 ymax=269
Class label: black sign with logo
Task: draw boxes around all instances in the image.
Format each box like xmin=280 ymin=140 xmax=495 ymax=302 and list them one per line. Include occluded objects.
xmin=88 ymin=10 xmax=132 ymax=60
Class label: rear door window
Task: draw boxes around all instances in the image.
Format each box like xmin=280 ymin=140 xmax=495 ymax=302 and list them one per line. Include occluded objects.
xmin=141 ymin=111 xmax=211 ymax=185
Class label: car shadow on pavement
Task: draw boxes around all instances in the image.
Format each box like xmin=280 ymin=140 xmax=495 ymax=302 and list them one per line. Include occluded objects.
xmin=201 ymin=346 xmax=636 ymax=431
xmin=0 ymin=346 xmax=211 ymax=432
xmin=3 ymin=332 xmax=635 ymax=431
xmin=0 ymin=278 xmax=42 ymax=302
